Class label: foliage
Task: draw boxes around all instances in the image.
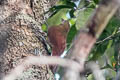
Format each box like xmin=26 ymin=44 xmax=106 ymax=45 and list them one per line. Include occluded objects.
xmin=42 ymin=0 xmax=120 ymax=79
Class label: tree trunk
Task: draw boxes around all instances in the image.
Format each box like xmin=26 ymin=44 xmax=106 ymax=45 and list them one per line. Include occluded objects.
xmin=0 ymin=0 xmax=58 ymax=79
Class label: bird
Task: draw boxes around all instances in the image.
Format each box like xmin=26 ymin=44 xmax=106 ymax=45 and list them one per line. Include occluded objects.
xmin=48 ymin=21 xmax=70 ymax=56
xmin=47 ymin=21 xmax=70 ymax=73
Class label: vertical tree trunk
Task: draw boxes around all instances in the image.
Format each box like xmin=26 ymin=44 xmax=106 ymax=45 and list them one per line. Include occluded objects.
xmin=0 ymin=0 xmax=58 ymax=79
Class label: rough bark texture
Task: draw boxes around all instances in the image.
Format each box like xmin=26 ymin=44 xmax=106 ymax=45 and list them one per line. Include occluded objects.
xmin=0 ymin=0 xmax=58 ymax=79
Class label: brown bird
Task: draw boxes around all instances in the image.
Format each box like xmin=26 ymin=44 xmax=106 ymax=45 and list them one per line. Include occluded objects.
xmin=48 ymin=21 xmax=70 ymax=56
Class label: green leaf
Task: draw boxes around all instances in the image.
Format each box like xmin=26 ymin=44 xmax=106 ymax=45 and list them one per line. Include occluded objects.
xmin=51 ymin=5 xmax=75 ymax=10
xmin=105 ymin=47 xmax=115 ymax=67
xmin=78 ymin=0 xmax=85 ymax=8
xmin=69 ymin=18 xmax=76 ymax=25
xmin=93 ymin=0 xmax=99 ymax=4
xmin=87 ymin=74 xmax=94 ymax=80
xmin=114 ymin=42 xmax=120 ymax=61
xmin=76 ymin=8 xmax=94 ymax=30
xmin=102 ymin=68 xmax=116 ymax=79
xmin=41 ymin=24 xmax=47 ymax=32
xmin=47 ymin=9 xmax=69 ymax=27
xmin=67 ymin=24 xmax=77 ymax=48
xmin=90 ymin=41 xmax=108 ymax=60
xmin=69 ymin=9 xmax=76 ymax=18
xmin=66 ymin=0 xmax=77 ymax=8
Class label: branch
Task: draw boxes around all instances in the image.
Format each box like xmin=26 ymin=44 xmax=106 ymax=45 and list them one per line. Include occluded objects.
xmin=3 ymin=56 xmax=81 ymax=80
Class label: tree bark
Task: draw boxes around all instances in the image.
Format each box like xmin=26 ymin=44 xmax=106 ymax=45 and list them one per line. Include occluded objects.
xmin=0 ymin=0 xmax=58 ymax=79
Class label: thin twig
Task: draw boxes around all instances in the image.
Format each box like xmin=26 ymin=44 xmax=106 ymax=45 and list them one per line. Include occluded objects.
xmin=96 ymin=30 xmax=120 ymax=44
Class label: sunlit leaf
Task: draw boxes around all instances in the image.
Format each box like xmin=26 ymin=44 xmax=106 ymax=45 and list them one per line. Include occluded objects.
xmin=47 ymin=9 xmax=69 ymax=27
xmin=76 ymin=8 xmax=94 ymax=30
xmin=41 ymin=24 xmax=47 ymax=32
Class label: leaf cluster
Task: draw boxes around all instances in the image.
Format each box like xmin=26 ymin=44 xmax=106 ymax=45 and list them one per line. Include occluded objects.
xmin=42 ymin=0 xmax=120 ymax=79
